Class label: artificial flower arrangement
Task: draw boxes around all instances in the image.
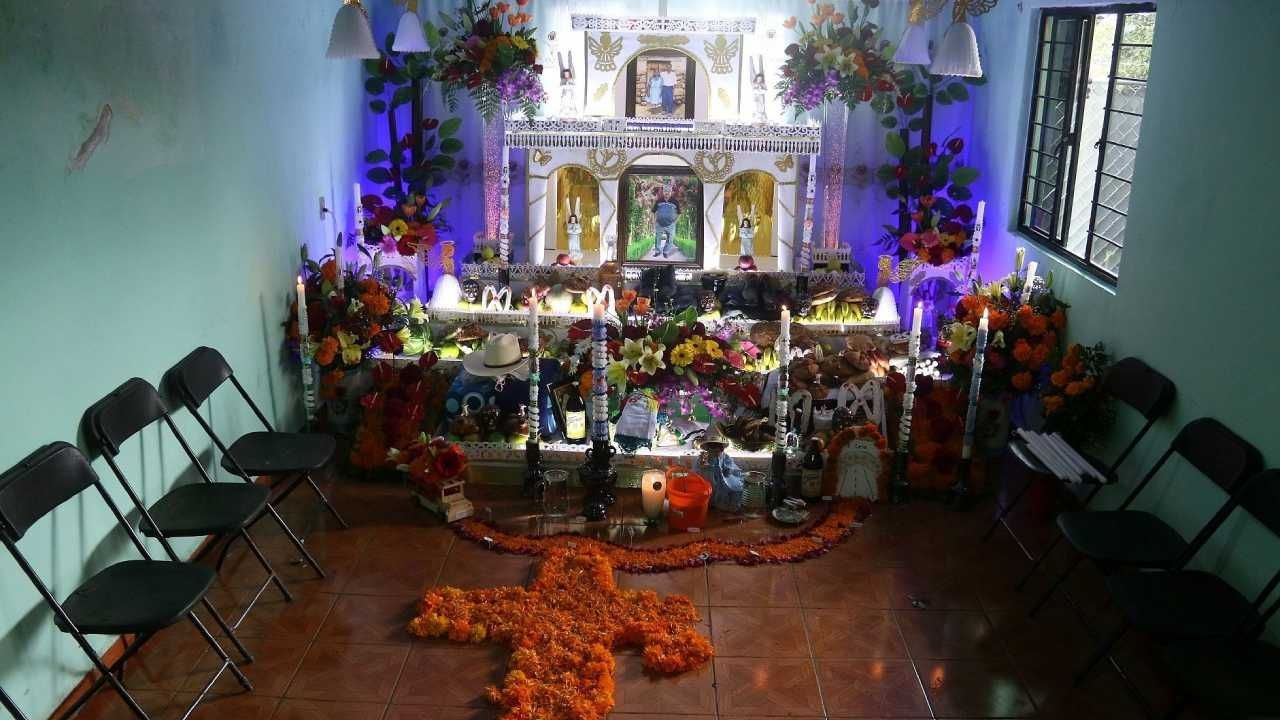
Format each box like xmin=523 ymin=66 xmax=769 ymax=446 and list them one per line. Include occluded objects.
xmin=287 ymin=250 xmax=404 ymax=397
xmin=877 ymin=132 xmax=979 ymax=266
xmin=423 ymin=0 xmax=545 ymax=121
xmin=884 ymin=371 xmax=989 ymax=493
xmin=389 ymin=434 xmax=470 ymax=500
xmin=1042 ymin=342 xmax=1112 ymax=446
xmin=939 ymin=271 xmax=1069 ymax=395
xmin=349 ymin=354 xmax=452 ymax=471
xmin=777 ymin=0 xmax=898 ymax=114
xmin=360 ymin=192 xmax=446 ymax=260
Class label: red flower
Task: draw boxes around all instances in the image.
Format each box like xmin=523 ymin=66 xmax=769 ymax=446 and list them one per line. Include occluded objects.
xmin=433 ymin=446 xmax=467 ymax=479
xmin=374 ymin=206 xmax=396 ymax=226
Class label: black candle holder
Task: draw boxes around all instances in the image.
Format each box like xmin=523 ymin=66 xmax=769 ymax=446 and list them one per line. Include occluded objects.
xmin=522 ymin=439 xmax=544 ymax=501
xmin=579 ymin=438 xmax=618 ymax=521
xmin=947 ymin=457 xmax=974 ymax=511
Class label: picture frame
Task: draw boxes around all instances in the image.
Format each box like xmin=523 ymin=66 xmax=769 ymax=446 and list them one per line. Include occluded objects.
xmin=548 ymin=380 xmax=583 ymax=441
xmin=625 ymin=50 xmax=697 ymax=119
xmin=619 ymin=165 xmax=704 ymax=267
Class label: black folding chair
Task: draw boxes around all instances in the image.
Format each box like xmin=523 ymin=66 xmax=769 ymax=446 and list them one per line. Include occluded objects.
xmin=165 ymin=347 xmax=346 ymax=554
xmin=0 ymin=443 xmax=252 ymax=720
xmin=1160 ymin=637 xmax=1280 ymax=719
xmin=1075 ymin=469 xmax=1280 ymax=687
xmin=989 ymin=357 xmax=1176 ymax=561
xmin=1 ymin=686 xmax=28 ymax=720
xmin=84 ymin=377 xmax=293 ymax=629
xmin=1027 ymin=417 xmax=1262 ymax=620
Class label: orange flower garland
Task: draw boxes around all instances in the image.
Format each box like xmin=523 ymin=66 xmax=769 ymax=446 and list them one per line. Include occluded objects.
xmin=408 ymin=548 xmax=714 ymax=720
xmin=451 ymin=498 xmax=871 ymax=573
xmin=819 ymin=423 xmax=892 ymax=499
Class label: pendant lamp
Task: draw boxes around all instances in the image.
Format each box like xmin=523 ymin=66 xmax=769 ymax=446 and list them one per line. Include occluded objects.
xmin=393 ymin=1 xmax=430 ymax=53
xmin=930 ymin=0 xmax=995 ymax=78
xmin=327 ymin=0 xmax=380 ymax=59
xmin=896 ymin=0 xmax=937 ymax=66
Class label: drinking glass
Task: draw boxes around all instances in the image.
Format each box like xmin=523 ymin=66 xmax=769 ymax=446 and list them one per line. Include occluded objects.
xmin=543 ymin=469 xmax=569 ymax=518
xmin=742 ymin=471 xmax=768 ymax=518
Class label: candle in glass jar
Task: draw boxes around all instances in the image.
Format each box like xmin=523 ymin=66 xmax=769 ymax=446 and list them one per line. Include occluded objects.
xmin=641 ymin=469 xmax=667 ymax=521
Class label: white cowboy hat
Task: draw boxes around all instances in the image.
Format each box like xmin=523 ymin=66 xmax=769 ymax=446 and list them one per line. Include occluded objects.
xmin=462 ymin=333 xmax=530 ymax=380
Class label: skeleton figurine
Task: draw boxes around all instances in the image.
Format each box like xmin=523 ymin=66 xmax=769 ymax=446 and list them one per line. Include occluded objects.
xmin=557 ymin=50 xmax=578 ymax=118
xmin=737 ymin=204 xmax=757 ymax=258
xmin=565 ymin=196 xmax=584 ymax=262
xmin=749 ymin=55 xmax=768 ymax=124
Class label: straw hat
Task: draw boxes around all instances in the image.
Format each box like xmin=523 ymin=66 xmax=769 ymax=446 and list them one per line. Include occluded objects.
xmin=462 ymin=333 xmax=530 ymax=380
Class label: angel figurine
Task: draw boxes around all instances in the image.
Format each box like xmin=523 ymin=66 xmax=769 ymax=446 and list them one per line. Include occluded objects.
xmin=737 ymin=204 xmax=757 ymax=258
xmin=565 ymin=196 xmax=583 ymax=262
xmin=557 ymin=51 xmax=578 ymax=117
xmin=749 ymin=55 xmax=768 ymax=124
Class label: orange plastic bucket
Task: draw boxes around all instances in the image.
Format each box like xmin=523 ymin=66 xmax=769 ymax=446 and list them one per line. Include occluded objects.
xmin=666 ymin=471 xmax=712 ymax=531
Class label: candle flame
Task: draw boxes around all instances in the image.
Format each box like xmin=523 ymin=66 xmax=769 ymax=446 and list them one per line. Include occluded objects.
xmin=297 ymin=275 xmax=303 ymax=284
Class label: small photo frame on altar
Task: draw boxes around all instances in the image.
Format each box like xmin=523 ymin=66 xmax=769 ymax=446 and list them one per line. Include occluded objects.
xmin=548 ymin=380 xmax=583 ymax=440
xmin=625 ymin=50 xmax=697 ymax=119
xmin=619 ymin=166 xmax=703 ymax=267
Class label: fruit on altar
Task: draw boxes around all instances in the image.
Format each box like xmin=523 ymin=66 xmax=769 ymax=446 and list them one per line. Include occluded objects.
xmin=449 ymin=412 xmax=481 ymax=441
xmin=718 ymin=415 xmax=776 ymax=453
xmin=481 ymin=246 xmax=496 ymax=261
xmin=545 ymin=284 xmax=573 ymax=313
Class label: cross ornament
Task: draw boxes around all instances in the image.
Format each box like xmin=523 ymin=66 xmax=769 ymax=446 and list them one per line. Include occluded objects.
xmin=408 ymin=548 xmax=714 ymax=720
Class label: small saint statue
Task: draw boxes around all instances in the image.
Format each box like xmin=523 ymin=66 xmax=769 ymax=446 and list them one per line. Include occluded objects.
xmin=736 ymin=204 xmax=757 ymax=258
xmin=749 ymin=55 xmax=768 ymax=124
xmin=565 ymin=196 xmax=584 ymax=262
xmin=558 ymin=51 xmax=578 ymax=118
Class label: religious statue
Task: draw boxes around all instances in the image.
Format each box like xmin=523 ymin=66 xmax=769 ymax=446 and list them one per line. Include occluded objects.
xmin=736 ymin=204 xmax=757 ymax=258
xmin=565 ymin=196 xmax=584 ymax=262
xmin=749 ymin=55 xmax=768 ymax=124
xmin=557 ymin=50 xmax=578 ymax=118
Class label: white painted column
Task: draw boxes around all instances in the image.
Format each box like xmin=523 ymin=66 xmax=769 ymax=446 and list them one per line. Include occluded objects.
xmin=527 ymin=174 xmax=549 ymax=264
xmin=775 ymin=191 xmax=794 ymax=272
xmin=599 ymin=178 xmax=621 ymax=261
xmin=703 ymin=182 xmax=724 ymax=270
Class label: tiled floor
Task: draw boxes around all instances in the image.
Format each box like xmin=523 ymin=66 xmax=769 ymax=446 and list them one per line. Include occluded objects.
xmin=74 ymin=471 xmax=1179 ymax=720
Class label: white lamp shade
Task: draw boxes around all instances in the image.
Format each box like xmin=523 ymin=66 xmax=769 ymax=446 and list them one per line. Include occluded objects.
xmin=429 ymin=273 xmax=463 ymax=309
xmin=931 ymin=21 xmax=983 ymax=77
xmin=393 ymin=10 xmax=430 ymax=53
xmin=327 ymin=1 xmax=380 ymax=60
xmin=872 ymin=286 xmax=900 ymax=325
xmin=896 ymin=22 xmax=932 ymax=65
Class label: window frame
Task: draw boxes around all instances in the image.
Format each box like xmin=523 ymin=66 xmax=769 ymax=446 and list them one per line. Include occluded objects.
xmin=1017 ymin=2 xmax=1157 ymax=285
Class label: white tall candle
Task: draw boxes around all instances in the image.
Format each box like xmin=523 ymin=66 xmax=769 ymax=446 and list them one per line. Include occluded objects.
xmin=527 ymin=290 xmax=540 ymax=441
xmin=910 ymin=301 xmax=923 ymax=348
xmin=961 ymin=308 xmax=990 ymax=460
xmin=296 ymin=274 xmax=316 ymax=422
xmin=1021 ymin=261 xmax=1038 ymax=305
xmin=295 ymin=275 xmax=309 ymax=340
xmin=897 ymin=302 xmax=925 ymax=455
xmin=968 ymin=200 xmax=986 ymax=280
xmin=779 ymin=306 xmax=791 ymax=364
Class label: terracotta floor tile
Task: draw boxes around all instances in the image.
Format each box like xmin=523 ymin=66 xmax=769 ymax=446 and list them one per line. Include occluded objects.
xmin=181 ymin=635 xmax=310 ymax=697
xmin=794 ymin=567 xmax=889 ymax=609
xmin=318 ymin=594 xmax=417 ymax=645
xmin=804 ymin=608 xmax=907 ymax=658
xmin=616 ymin=567 xmax=709 ymax=605
xmin=611 ymin=715 xmax=715 ymax=720
xmin=285 ymin=643 xmax=409 ymax=703
xmin=710 ymin=607 xmax=810 ymax=658
xmin=713 ymin=657 xmax=824 ymax=716
xmin=344 ymin=545 xmax=448 ymax=597
xmin=383 ymin=707 xmax=496 ymax=720
xmin=434 ymin=543 xmax=532 ymax=589
xmin=75 ymin=689 xmax=175 ymax=720
xmin=171 ymin=693 xmax=279 ymax=720
xmin=917 ymin=658 xmax=1036 ymax=718
xmin=882 ymin=568 xmax=983 ymax=611
xmin=894 ymin=610 xmax=1000 ymax=659
xmin=708 ymin=564 xmax=800 ymax=607
xmin=613 ymin=654 xmax=717 ymax=715
xmin=815 ymin=659 xmax=931 ymax=717
xmin=392 ymin=645 xmax=508 ymax=707
xmin=271 ymin=699 xmax=389 ymax=719
xmin=121 ymin=627 xmax=211 ymax=691
xmin=234 ymin=591 xmax=338 ymax=640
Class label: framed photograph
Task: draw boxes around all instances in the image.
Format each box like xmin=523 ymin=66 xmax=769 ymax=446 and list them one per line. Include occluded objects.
xmin=625 ymin=50 xmax=697 ymax=119
xmin=619 ymin=166 xmax=704 ymax=266
xmin=548 ymin=380 xmax=583 ymax=441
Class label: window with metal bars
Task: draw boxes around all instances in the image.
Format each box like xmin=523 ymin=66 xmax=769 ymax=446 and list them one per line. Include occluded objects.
xmin=1018 ymin=4 xmax=1156 ymax=282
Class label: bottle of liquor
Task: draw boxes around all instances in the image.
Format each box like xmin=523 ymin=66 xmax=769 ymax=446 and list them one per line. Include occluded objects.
xmin=800 ymin=438 xmax=825 ymax=502
xmin=563 ymin=389 xmax=587 ymax=444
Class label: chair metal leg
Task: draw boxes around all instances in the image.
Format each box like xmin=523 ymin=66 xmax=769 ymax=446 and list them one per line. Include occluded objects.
xmin=0 ymin=685 xmax=27 ymax=720
xmin=260 ymin=503 xmax=326 ymax=578
xmin=1074 ymin=621 xmax=1129 ymax=686
xmin=240 ymin=528 xmax=293 ymax=604
xmin=304 ymin=472 xmax=348 ymax=529
xmin=187 ymin=613 xmax=252 ymax=692
xmin=982 ymin=474 xmax=1035 ymax=541
xmin=1016 ymin=531 xmax=1066 ymax=591
xmin=55 ymin=633 xmax=152 ymax=720
xmin=1029 ymin=551 xmax=1082 ymax=618
xmin=200 ymin=598 xmax=254 ymax=664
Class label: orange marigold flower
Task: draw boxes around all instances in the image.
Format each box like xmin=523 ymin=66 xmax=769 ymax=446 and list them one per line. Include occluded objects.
xmin=1051 ymin=370 xmax=1070 ymax=388
xmin=1065 ymin=381 xmax=1086 ymax=396
xmin=314 ymin=336 xmax=339 ymax=366
xmin=1012 ymin=339 xmax=1033 ymax=364
xmin=320 ymin=259 xmax=338 ymax=283
xmin=1042 ymin=395 xmax=1065 ymax=414
xmin=1012 ymin=371 xmax=1033 ymax=392
xmin=1052 ymin=308 xmax=1067 ymax=330
xmin=1031 ymin=345 xmax=1050 ymax=368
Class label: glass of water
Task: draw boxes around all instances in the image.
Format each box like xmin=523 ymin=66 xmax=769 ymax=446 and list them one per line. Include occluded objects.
xmin=742 ymin=471 xmax=768 ymax=518
xmin=543 ymin=469 xmax=569 ymax=518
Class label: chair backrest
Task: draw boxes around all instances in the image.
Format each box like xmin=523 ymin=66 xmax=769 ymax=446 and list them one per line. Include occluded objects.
xmin=83 ymin=378 xmax=168 ymax=457
xmin=1172 ymin=417 xmax=1263 ymax=493
xmin=1237 ymin=469 xmax=1280 ymax=540
xmin=0 ymin=443 xmax=99 ymax=542
xmin=1102 ymin=357 xmax=1176 ymax=421
xmin=167 ymin=346 xmax=234 ymax=410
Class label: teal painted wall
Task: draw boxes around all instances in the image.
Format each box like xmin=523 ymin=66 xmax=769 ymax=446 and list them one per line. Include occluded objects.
xmin=0 ymin=2 xmax=363 ymax=716
xmin=974 ymin=0 xmax=1280 ymax=633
